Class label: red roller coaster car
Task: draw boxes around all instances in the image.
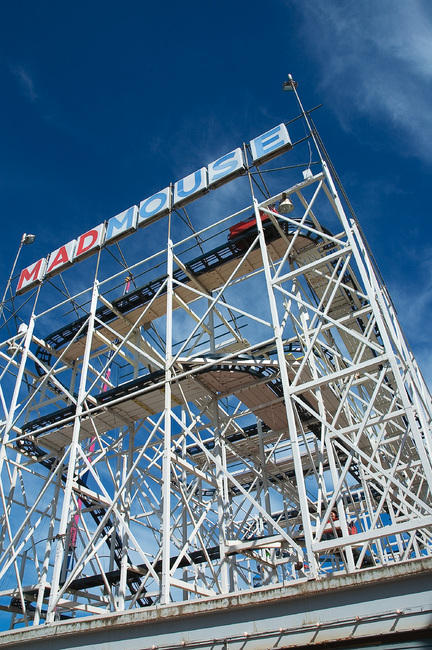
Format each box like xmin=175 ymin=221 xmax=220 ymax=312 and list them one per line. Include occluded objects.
xmin=228 ymin=209 xmax=279 ymax=241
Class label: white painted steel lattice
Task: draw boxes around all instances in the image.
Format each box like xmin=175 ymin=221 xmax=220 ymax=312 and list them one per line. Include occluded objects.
xmin=0 ymin=89 xmax=431 ymax=629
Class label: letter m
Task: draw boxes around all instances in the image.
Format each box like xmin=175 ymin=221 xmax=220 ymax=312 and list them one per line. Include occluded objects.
xmin=16 ymin=259 xmax=47 ymax=295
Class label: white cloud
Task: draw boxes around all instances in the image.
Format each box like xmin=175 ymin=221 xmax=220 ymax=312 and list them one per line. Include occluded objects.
xmin=291 ymin=0 xmax=432 ymax=161
xmin=8 ymin=62 xmax=81 ymax=136
xmin=388 ymin=247 xmax=432 ymax=331
xmin=11 ymin=65 xmax=37 ymax=102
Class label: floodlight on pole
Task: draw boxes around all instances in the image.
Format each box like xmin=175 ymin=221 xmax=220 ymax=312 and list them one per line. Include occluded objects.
xmin=22 ymin=233 xmax=36 ymax=246
xmin=282 ymin=73 xmax=325 ymax=168
xmin=282 ymin=74 xmax=298 ymax=92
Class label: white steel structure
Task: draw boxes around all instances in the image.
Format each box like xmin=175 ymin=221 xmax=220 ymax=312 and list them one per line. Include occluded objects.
xmin=0 ymin=80 xmax=432 ymax=631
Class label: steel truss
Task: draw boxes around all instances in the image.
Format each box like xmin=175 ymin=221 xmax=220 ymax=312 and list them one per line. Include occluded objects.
xmin=0 ymin=113 xmax=432 ymax=630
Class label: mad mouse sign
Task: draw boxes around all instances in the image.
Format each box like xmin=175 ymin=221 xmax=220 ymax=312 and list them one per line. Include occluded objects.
xmin=16 ymin=123 xmax=292 ymax=295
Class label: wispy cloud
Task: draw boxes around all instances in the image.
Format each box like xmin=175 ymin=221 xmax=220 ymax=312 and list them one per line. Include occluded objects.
xmin=10 ymin=64 xmax=37 ymax=102
xmin=387 ymin=246 xmax=432 ymax=383
xmin=291 ymin=0 xmax=432 ymax=161
xmin=8 ymin=63 xmax=80 ymax=136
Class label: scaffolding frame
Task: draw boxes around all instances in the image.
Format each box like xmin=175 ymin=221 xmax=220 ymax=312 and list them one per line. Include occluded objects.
xmin=1 ymin=97 xmax=432 ymax=629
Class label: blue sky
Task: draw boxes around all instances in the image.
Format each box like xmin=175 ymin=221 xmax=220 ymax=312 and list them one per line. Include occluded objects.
xmin=1 ymin=0 xmax=432 ymax=382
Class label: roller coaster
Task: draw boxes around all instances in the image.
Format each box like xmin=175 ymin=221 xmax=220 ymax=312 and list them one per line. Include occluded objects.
xmin=1 ymin=121 xmax=432 ymax=633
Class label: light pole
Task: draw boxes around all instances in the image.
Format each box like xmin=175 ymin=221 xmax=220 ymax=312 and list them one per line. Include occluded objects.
xmin=0 ymin=233 xmax=36 ymax=325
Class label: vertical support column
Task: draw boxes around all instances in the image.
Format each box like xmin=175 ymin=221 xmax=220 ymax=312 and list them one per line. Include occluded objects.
xmin=118 ymin=329 xmax=140 ymax=610
xmin=46 ymin=281 xmax=99 ymax=622
xmin=161 ymin=239 xmax=173 ymax=605
xmin=257 ymin=419 xmax=277 ymax=584
xmin=0 ymin=317 xmax=35 ymax=474
xmin=208 ymin=294 xmax=229 ymax=592
xmin=181 ymin=406 xmax=190 ymax=601
xmin=208 ymin=297 xmax=215 ymax=355
xmin=10 ymin=549 xmax=28 ymax=629
xmin=0 ymin=325 xmax=34 ymax=561
xmin=213 ymin=397 xmax=229 ymax=593
xmin=254 ymin=198 xmax=318 ymax=577
xmin=0 ymin=318 xmax=35 ymax=622
xmin=117 ymin=426 xmax=134 ymax=611
xmin=34 ymin=469 xmax=63 ymax=625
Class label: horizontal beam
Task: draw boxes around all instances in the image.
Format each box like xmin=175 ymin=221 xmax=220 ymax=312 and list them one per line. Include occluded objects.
xmin=1 ymin=558 xmax=431 ymax=649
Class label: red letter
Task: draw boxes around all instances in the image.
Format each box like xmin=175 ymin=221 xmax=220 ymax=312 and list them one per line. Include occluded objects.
xmin=75 ymin=224 xmax=104 ymax=260
xmin=16 ymin=259 xmax=47 ymax=294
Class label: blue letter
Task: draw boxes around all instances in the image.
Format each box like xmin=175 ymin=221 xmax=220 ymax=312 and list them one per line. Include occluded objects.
xmin=139 ymin=187 xmax=171 ymax=226
xmin=173 ymin=168 xmax=207 ymax=208
xmin=106 ymin=206 xmax=138 ymax=244
xmin=208 ymin=149 xmax=245 ymax=188
xmin=250 ymin=124 xmax=292 ymax=165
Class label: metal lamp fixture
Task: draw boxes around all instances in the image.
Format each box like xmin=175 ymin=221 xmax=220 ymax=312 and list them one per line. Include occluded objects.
xmin=282 ymin=74 xmax=298 ymax=92
xmin=6 ymin=342 xmax=20 ymax=356
xmin=21 ymin=233 xmax=36 ymax=246
xmin=278 ymin=193 xmax=295 ymax=214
